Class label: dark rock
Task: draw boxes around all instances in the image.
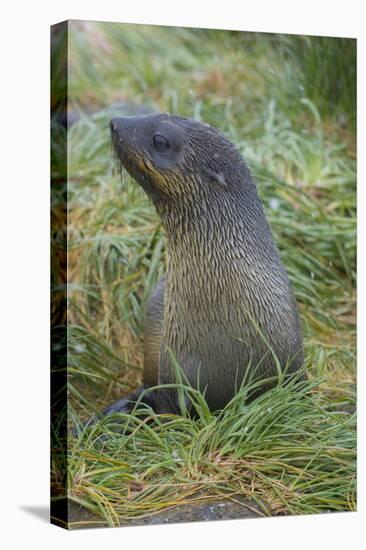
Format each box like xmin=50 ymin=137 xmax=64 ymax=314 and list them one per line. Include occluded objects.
xmin=67 ymin=498 xmax=263 ymax=530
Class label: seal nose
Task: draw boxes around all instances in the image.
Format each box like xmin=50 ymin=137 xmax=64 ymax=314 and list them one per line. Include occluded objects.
xmin=110 ymin=119 xmax=118 ymax=133
xmin=110 ymin=116 xmax=138 ymax=132
xmin=110 ymin=117 xmax=135 ymax=137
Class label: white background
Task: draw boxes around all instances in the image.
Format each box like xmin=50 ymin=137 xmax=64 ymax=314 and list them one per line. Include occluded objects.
xmin=0 ymin=1 xmax=364 ymax=549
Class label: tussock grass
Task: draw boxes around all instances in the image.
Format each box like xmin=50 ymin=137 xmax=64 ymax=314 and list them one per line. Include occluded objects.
xmin=67 ymin=373 xmax=355 ymax=526
xmin=51 ymin=22 xmax=356 ymax=522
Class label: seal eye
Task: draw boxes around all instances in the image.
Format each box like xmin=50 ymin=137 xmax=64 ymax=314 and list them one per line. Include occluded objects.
xmin=153 ymin=134 xmax=170 ymax=153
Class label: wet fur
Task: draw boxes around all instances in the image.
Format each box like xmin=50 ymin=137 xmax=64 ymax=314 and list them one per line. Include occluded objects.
xmin=109 ymin=113 xmax=304 ymax=414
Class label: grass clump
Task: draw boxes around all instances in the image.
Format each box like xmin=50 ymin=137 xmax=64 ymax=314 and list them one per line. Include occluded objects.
xmin=67 ymin=373 xmax=356 ymax=527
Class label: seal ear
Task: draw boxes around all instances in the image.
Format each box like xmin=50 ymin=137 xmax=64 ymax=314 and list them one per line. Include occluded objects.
xmin=205 ymin=169 xmax=228 ymax=191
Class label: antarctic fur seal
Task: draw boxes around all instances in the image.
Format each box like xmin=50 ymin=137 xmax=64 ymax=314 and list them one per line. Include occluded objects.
xmin=104 ymin=113 xmax=304 ymax=415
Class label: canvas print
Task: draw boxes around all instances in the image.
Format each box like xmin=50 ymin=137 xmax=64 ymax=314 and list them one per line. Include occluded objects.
xmin=50 ymin=20 xmax=356 ymax=529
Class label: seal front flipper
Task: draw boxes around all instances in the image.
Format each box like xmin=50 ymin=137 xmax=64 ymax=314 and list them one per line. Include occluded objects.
xmin=101 ymin=386 xmax=146 ymax=415
xmin=74 ymin=386 xmax=158 ymax=435
xmin=143 ymin=277 xmax=165 ymax=387
xmin=72 ymin=386 xmax=158 ymax=438
xmin=101 ymin=385 xmax=157 ymax=415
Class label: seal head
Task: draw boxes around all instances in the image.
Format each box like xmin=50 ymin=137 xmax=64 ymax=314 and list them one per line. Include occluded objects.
xmin=110 ymin=113 xmax=247 ymax=206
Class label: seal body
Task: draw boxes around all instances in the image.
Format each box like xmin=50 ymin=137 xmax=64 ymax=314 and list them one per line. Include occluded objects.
xmin=109 ymin=113 xmax=304 ymax=414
